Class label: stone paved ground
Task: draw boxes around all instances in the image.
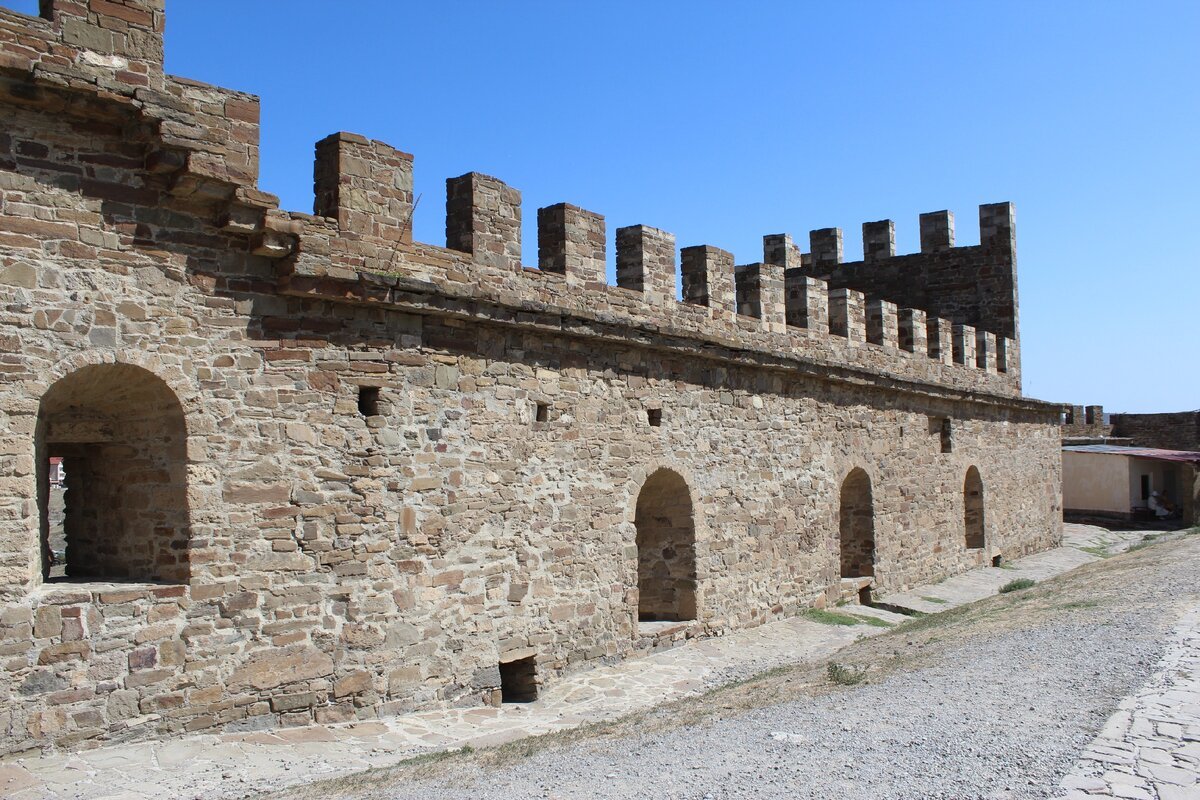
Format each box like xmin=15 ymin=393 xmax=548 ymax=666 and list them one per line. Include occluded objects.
xmin=1058 ymin=606 xmax=1200 ymax=800
xmin=0 ymin=525 xmax=1154 ymax=799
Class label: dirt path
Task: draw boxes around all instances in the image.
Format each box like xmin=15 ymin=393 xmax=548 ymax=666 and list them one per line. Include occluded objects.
xmin=299 ymin=532 xmax=1200 ymax=800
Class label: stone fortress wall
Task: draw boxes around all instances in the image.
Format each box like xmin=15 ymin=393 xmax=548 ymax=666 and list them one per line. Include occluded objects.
xmin=0 ymin=0 xmax=1063 ymax=754
xmin=1061 ymin=404 xmax=1119 ymax=443
xmin=1110 ymin=411 xmax=1200 ymax=453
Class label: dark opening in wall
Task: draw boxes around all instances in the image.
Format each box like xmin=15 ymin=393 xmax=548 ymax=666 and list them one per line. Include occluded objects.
xmin=964 ymin=466 xmax=985 ymax=549
xmin=839 ymin=468 xmax=875 ymax=579
xmin=858 ymin=585 xmax=872 ymax=605
xmin=358 ymin=386 xmax=380 ymax=417
xmin=647 ymin=408 xmax=662 ymax=427
xmin=940 ymin=418 xmax=953 ymax=453
xmin=635 ymin=468 xmax=697 ymax=622
xmin=535 ymin=403 xmax=549 ymax=424
xmin=499 ymin=656 xmax=538 ymax=703
xmin=991 ymin=554 xmax=1003 ymax=568
xmin=37 ymin=364 xmax=190 ymax=583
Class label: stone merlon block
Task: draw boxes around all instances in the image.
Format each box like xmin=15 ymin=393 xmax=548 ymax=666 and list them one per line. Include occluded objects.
xmin=785 ymin=271 xmax=829 ymax=334
xmin=680 ymin=245 xmax=734 ymax=312
xmin=616 ymin=225 xmax=676 ymax=307
xmin=952 ymin=323 xmax=977 ymax=366
xmin=446 ymin=172 xmax=522 ymax=271
xmin=996 ymin=337 xmax=1013 ymax=374
xmin=898 ymin=308 xmax=928 ymax=355
xmin=927 ymin=317 xmax=953 ymax=364
xmin=763 ymin=234 xmax=803 ymax=269
xmin=975 ymin=329 xmax=997 ymax=373
xmin=734 ymin=263 xmax=786 ymax=331
xmin=919 ymin=210 xmax=955 ymax=253
xmin=829 ymin=287 xmax=865 ymax=344
xmin=537 ymin=203 xmax=605 ymax=286
xmin=314 ymin=132 xmax=414 ymax=243
xmin=979 ymin=202 xmax=1016 ymax=252
xmin=862 ymin=220 xmax=896 ymax=262
xmin=809 ymin=228 xmax=843 ymax=267
xmin=866 ymin=298 xmax=899 ymax=349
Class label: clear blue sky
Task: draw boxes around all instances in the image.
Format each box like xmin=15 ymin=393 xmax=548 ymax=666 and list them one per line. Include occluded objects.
xmin=9 ymin=1 xmax=1198 ymax=412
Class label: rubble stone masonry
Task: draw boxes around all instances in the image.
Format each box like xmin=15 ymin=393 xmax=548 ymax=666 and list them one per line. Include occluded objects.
xmin=1111 ymin=411 xmax=1200 ymax=453
xmin=0 ymin=1 xmax=1062 ymax=753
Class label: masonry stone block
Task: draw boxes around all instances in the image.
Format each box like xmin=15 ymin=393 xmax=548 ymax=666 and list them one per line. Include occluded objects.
xmin=952 ymin=323 xmax=977 ymax=367
xmin=314 ymin=133 xmax=414 ymax=243
xmin=863 ymin=220 xmax=896 ymax=262
xmin=784 ymin=272 xmax=829 ymax=334
xmin=866 ymin=298 xmax=899 ymax=349
xmin=829 ymin=287 xmax=865 ymax=343
xmin=928 ymin=318 xmax=954 ymax=364
xmin=446 ymin=172 xmax=522 ymax=271
xmin=537 ymin=203 xmax=605 ymax=286
xmin=616 ymin=225 xmax=676 ymax=306
xmin=680 ymin=245 xmax=734 ymax=312
xmin=920 ymin=210 xmax=955 ymax=252
xmin=976 ymin=329 xmax=997 ymax=373
xmin=734 ymin=262 xmax=786 ymax=331
xmin=898 ymin=308 xmax=928 ymax=355
xmin=809 ymin=228 xmax=843 ymax=267
xmin=763 ymin=233 xmax=803 ymax=269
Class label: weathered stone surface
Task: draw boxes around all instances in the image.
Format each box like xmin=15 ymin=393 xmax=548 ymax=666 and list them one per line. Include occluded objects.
xmin=0 ymin=0 xmax=1062 ymax=757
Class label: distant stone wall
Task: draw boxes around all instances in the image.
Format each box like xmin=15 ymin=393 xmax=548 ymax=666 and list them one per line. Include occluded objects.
xmin=1111 ymin=411 xmax=1200 ymax=453
xmin=792 ymin=208 xmax=1020 ymax=347
xmin=1061 ymin=404 xmax=1116 ymax=442
xmin=0 ymin=0 xmax=1062 ymax=754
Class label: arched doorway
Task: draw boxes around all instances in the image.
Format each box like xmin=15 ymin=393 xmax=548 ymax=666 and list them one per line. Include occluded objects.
xmin=839 ymin=468 xmax=875 ymax=579
xmin=35 ymin=364 xmax=190 ymax=582
xmin=634 ymin=468 xmax=696 ymax=622
xmin=964 ymin=466 xmax=985 ymax=550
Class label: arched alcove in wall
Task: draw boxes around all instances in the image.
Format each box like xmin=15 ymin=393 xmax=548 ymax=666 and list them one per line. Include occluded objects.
xmin=36 ymin=363 xmax=190 ymax=582
xmin=839 ymin=468 xmax=875 ymax=579
xmin=964 ymin=466 xmax=985 ymax=550
xmin=634 ymin=468 xmax=697 ymax=622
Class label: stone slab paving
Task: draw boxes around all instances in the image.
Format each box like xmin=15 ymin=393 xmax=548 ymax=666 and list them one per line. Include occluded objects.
xmin=0 ymin=524 xmax=1149 ymax=800
xmin=1058 ymin=605 xmax=1200 ymax=800
xmin=884 ymin=525 xmax=1148 ymax=615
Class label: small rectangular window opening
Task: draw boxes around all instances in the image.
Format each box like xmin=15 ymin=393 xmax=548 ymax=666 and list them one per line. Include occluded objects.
xmin=358 ymin=386 xmax=380 ymax=417
xmin=1140 ymin=474 xmax=1150 ymax=501
xmin=940 ymin=418 xmax=953 ymax=453
xmin=991 ymin=554 xmax=1003 ymax=568
xmin=534 ymin=403 xmax=549 ymax=424
xmin=499 ymin=655 xmax=538 ymax=703
xmin=647 ymin=408 xmax=662 ymax=427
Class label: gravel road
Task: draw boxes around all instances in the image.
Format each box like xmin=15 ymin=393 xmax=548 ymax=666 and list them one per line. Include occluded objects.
xmin=332 ymin=535 xmax=1199 ymax=800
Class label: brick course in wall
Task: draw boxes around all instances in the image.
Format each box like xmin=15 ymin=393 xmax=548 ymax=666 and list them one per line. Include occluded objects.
xmin=0 ymin=1 xmax=1062 ymax=753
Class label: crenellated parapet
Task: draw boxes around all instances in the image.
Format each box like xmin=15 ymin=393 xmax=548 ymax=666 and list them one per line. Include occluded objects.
xmin=786 ymin=204 xmax=1020 ymax=363
xmin=0 ymin=1 xmax=1025 ymax=401
xmin=276 ymin=128 xmax=1024 ymax=400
